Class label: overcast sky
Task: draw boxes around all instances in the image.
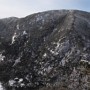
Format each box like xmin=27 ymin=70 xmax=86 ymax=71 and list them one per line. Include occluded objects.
xmin=0 ymin=0 xmax=90 ymax=18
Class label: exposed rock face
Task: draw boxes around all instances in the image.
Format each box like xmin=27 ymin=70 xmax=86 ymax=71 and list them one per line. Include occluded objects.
xmin=0 ymin=10 xmax=90 ymax=90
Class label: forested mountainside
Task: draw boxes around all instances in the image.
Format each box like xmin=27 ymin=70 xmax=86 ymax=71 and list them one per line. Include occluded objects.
xmin=0 ymin=10 xmax=90 ymax=90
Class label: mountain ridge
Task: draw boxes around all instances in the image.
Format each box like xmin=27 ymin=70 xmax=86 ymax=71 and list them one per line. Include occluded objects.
xmin=0 ymin=10 xmax=90 ymax=90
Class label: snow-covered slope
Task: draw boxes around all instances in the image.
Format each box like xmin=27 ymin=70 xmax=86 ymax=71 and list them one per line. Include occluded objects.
xmin=0 ymin=10 xmax=90 ymax=90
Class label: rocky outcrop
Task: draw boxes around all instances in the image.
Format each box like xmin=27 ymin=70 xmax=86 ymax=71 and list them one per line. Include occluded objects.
xmin=0 ymin=10 xmax=90 ymax=90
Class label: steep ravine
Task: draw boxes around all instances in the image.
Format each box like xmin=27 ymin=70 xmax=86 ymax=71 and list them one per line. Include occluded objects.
xmin=0 ymin=10 xmax=90 ymax=90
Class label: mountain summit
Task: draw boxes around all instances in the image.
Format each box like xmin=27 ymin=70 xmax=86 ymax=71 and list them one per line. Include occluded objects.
xmin=0 ymin=10 xmax=90 ymax=90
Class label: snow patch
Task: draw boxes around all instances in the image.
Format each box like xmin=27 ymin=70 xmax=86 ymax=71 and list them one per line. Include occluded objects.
xmin=80 ymin=60 xmax=90 ymax=64
xmin=43 ymin=53 xmax=47 ymax=57
xmin=43 ymin=66 xmax=52 ymax=74
xmin=23 ymin=31 xmax=27 ymax=35
xmin=0 ymin=82 xmax=4 ymax=90
xmin=18 ymin=78 xmax=23 ymax=83
xmin=36 ymin=16 xmax=43 ymax=22
xmin=17 ymin=24 xmax=19 ymax=30
xmin=0 ymin=54 xmax=5 ymax=61
xmin=20 ymin=83 xmax=25 ymax=87
xmin=13 ymin=58 xmax=21 ymax=66
xmin=49 ymin=49 xmax=58 ymax=55
xmin=9 ymin=80 xmax=15 ymax=86
xmin=55 ymin=42 xmax=60 ymax=50
xmin=61 ymin=59 xmax=66 ymax=66
xmin=12 ymin=32 xmax=17 ymax=44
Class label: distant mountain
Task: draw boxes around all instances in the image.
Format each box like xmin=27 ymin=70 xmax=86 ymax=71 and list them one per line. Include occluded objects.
xmin=0 ymin=10 xmax=90 ymax=90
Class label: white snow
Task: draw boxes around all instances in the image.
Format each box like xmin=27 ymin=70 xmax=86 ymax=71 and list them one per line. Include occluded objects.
xmin=0 ymin=54 xmax=5 ymax=61
xmin=43 ymin=53 xmax=47 ymax=57
xmin=14 ymin=77 xmax=18 ymax=80
xmin=80 ymin=60 xmax=90 ymax=64
xmin=9 ymin=78 xmax=24 ymax=87
xmin=61 ymin=59 xmax=66 ymax=66
xmin=43 ymin=66 xmax=52 ymax=74
xmin=9 ymin=80 xmax=15 ymax=86
xmin=36 ymin=16 xmax=43 ymax=22
xmin=17 ymin=24 xmax=19 ymax=30
xmin=13 ymin=58 xmax=21 ymax=66
xmin=0 ymin=82 xmax=4 ymax=90
xmin=36 ymin=15 xmax=45 ymax=24
xmin=20 ymin=83 xmax=25 ymax=87
xmin=52 ymin=42 xmax=56 ymax=45
xmin=47 ymin=66 xmax=52 ymax=73
xmin=56 ymin=40 xmax=70 ymax=54
xmin=23 ymin=31 xmax=27 ymax=35
xmin=38 ymin=71 xmax=43 ymax=75
xmin=49 ymin=49 xmax=58 ymax=55
xmin=55 ymin=42 xmax=60 ymax=50
xmin=12 ymin=32 xmax=17 ymax=44
xmin=50 ymin=49 xmax=55 ymax=54
xmin=36 ymin=17 xmax=40 ymax=22
xmin=18 ymin=78 xmax=23 ymax=83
